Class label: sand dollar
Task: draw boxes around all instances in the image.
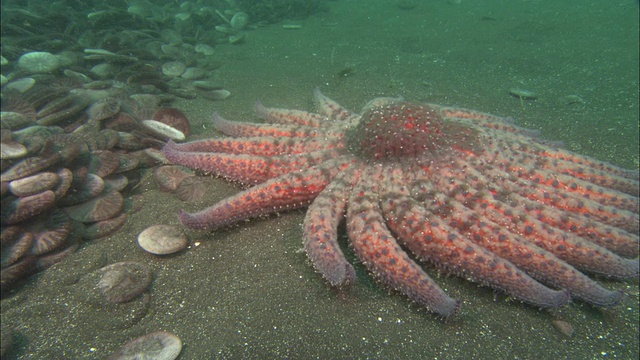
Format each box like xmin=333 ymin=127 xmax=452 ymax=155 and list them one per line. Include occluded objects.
xmin=161 ymin=61 xmax=186 ymax=78
xmin=17 ymin=52 xmax=60 ymax=74
xmin=137 ymin=225 xmax=187 ymax=255
xmin=107 ymin=331 xmax=182 ymax=360
xmin=98 ymin=261 xmax=152 ymax=303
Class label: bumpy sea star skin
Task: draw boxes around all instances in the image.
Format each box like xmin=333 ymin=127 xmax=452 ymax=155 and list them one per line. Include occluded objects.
xmin=162 ymin=88 xmax=639 ymax=317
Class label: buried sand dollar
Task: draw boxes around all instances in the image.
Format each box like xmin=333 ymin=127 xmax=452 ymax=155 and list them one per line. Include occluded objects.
xmin=137 ymin=225 xmax=187 ymax=255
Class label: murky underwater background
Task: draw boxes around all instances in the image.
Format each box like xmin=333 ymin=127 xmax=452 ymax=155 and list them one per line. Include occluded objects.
xmin=1 ymin=0 xmax=638 ymax=358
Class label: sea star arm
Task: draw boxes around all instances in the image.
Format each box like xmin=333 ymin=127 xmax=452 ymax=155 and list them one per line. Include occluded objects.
xmin=303 ymin=164 xmax=362 ymax=287
xmin=255 ymin=101 xmax=330 ymax=127
xmin=179 ymin=157 xmax=355 ymax=230
xmin=313 ymin=88 xmax=357 ymax=121
xmin=379 ymin=168 xmax=570 ymax=310
xmin=422 ymin=160 xmax=639 ymax=275
xmin=490 ymin=165 xmax=637 ymax=234
xmin=163 ymin=144 xmax=341 ymax=185
xmin=346 ymin=166 xmax=461 ymax=317
xmin=532 ymin=142 xmax=640 ymax=181
xmin=360 ymin=96 xmax=405 ymax=112
xmin=165 ymin=137 xmax=342 ymax=156
xmin=474 ymin=126 xmax=639 ymax=194
xmin=485 ymin=136 xmax=639 ymax=202
xmin=212 ymin=112 xmax=339 ymax=139
xmin=436 ymin=105 xmax=544 ymax=139
xmin=411 ymin=179 xmax=624 ymax=306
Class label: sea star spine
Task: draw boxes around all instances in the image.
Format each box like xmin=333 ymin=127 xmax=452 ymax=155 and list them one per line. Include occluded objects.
xmin=346 ymin=166 xmax=461 ymax=317
xmin=178 ymin=158 xmax=355 ymax=230
xmin=303 ymin=165 xmax=362 ymax=287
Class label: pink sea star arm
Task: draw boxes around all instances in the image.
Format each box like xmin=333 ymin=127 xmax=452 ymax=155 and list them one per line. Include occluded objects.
xmin=212 ymin=112 xmax=342 ymax=139
xmin=537 ymin=159 xmax=639 ymax=196
xmin=346 ymin=166 xmax=461 ymax=317
xmin=165 ymin=137 xmax=342 ymax=156
xmin=472 ymin=157 xmax=639 ymax=233
xmin=255 ymin=101 xmax=330 ymax=127
xmin=360 ymin=96 xmax=405 ymax=112
xmin=484 ymin=136 xmax=639 ymax=203
xmin=313 ymin=88 xmax=356 ymax=121
xmin=163 ymin=143 xmax=341 ymax=185
xmin=532 ymin=142 xmax=640 ymax=180
xmin=443 ymin=109 xmax=639 ymax=192
xmin=303 ymin=164 xmax=362 ymax=287
xmin=179 ymin=157 xmax=355 ymax=230
xmin=410 ymin=179 xmax=624 ymax=306
xmin=436 ymin=105 xmax=542 ymax=137
xmin=437 ymin=106 xmax=513 ymax=123
xmin=425 ymin=161 xmax=639 ymax=279
xmin=379 ymin=168 xmax=570 ymax=310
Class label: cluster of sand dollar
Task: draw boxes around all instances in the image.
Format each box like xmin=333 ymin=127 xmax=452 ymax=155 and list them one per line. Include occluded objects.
xmin=0 ymin=72 xmax=199 ymax=291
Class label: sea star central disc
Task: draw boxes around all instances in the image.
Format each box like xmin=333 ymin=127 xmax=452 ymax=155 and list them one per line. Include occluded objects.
xmin=347 ymin=102 xmax=481 ymax=160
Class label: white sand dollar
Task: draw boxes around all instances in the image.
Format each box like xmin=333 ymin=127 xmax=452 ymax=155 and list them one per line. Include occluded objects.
xmin=107 ymin=331 xmax=182 ymax=360
xmin=141 ymin=120 xmax=185 ymax=142
xmin=17 ymin=52 xmax=60 ymax=74
xmin=161 ymin=61 xmax=186 ymax=78
xmin=138 ymin=225 xmax=187 ymax=255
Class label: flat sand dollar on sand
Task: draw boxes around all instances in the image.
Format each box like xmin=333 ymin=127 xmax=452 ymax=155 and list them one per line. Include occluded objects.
xmin=137 ymin=225 xmax=187 ymax=255
xmin=107 ymin=331 xmax=182 ymax=360
xmin=98 ymin=261 xmax=153 ymax=303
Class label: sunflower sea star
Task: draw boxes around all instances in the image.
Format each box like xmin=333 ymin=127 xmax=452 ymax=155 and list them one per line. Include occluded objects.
xmin=162 ymin=88 xmax=639 ymax=317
